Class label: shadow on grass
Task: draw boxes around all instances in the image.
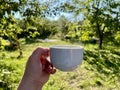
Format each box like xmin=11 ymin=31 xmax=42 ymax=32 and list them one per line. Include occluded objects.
xmin=84 ymin=48 xmax=120 ymax=80
xmin=25 ymin=38 xmax=38 ymax=44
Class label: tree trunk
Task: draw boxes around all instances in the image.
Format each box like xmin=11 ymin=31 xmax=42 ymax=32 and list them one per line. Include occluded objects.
xmin=96 ymin=22 xmax=103 ymax=49
xmin=16 ymin=38 xmax=23 ymax=58
xmin=99 ymin=35 xmax=103 ymax=49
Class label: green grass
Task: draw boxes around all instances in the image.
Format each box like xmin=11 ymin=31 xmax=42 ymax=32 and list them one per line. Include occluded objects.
xmin=0 ymin=39 xmax=120 ymax=90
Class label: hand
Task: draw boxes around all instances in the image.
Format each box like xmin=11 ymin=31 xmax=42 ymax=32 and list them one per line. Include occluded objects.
xmin=18 ymin=47 xmax=56 ymax=90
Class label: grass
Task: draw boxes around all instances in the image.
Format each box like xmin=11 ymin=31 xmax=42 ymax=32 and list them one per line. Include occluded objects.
xmin=0 ymin=38 xmax=120 ymax=90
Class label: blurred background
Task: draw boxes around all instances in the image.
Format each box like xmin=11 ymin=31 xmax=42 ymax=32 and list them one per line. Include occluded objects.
xmin=0 ymin=0 xmax=120 ymax=90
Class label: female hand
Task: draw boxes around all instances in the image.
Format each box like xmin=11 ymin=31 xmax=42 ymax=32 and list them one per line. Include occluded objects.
xmin=18 ymin=47 xmax=56 ymax=90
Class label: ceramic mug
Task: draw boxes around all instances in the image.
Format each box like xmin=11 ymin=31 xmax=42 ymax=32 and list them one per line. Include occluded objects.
xmin=50 ymin=45 xmax=84 ymax=71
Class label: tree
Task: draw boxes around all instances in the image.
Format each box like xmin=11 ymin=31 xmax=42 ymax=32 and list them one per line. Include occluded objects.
xmin=87 ymin=0 xmax=120 ymax=48
xmin=18 ymin=0 xmax=60 ymax=39
xmin=55 ymin=0 xmax=120 ymax=49
xmin=0 ymin=0 xmax=26 ymax=58
xmin=0 ymin=15 xmax=23 ymax=58
xmin=0 ymin=0 xmax=54 ymax=57
xmin=56 ymin=16 xmax=69 ymax=38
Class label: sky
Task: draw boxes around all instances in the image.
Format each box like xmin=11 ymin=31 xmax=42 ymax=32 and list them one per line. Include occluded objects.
xmin=14 ymin=10 xmax=84 ymax=21
xmin=14 ymin=10 xmax=76 ymax=21
xmin=14 ymin=0 xmax=119 ymax=21
xmin=14 ymin=0 xmax=84 ymax=21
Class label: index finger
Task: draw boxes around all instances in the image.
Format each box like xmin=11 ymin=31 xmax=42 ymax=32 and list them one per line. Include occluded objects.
xmin=32 ymin=47 xmax=49 ymax=58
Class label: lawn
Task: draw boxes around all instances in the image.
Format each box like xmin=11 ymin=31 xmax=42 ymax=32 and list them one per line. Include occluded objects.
xmin=0 ymin=39 xmax=120 ymax=90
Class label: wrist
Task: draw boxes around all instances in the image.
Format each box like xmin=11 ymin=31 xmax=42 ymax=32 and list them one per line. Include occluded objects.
xmin=18 ymin=74 xmax=43 ymax=90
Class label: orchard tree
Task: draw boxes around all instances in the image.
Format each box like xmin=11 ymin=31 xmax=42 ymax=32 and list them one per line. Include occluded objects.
xmin=0 ymin=0 xmax=26 ymax=58
xmin=56 ymin=16 xmax=69 ymax=38
xmin=87 ymin=0 xmax=120 ymax=49
xmin=56 ymin=0 xmax=120 ymax=49
xmin=18 ymin=0 xmax=60 ymax=39
xmin=0 ymin=0 xmax=56 ymax=57
xmin=0 ymin=16 xmax=23 ymax=58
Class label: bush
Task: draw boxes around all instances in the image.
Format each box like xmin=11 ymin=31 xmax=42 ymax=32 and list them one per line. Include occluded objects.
xmin=0 ymin=38 xmax=9 ymax=50
xmin=0 ymin=60 xmax=25 ymax=90
xmin=114 ymin=31 xmax=120 ymax=45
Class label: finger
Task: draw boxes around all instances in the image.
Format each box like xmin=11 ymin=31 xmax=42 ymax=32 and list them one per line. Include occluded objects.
xmin=41 ymin=48 xmax=50 ymax=57
xmin=48 ymin=68 xmax=56 ymax=74
xmin=40 ymin=48 xmax=50 ymax=64
xmin=44 ymin=66 xmax=56 ymax=74
xmin=40 ymin=55 xmax=46 ymax=64
xmin=32 ymin=47 xmax=49 ymax=58
xmin=42 ymin=58 xmax=56 ymax=74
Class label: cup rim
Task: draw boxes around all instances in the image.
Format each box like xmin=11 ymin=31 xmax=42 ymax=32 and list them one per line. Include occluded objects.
xmin=50 ymin=45 xmax=84 ymax=49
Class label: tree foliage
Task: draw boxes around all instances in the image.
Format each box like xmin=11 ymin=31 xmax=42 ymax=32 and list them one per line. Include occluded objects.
xmin=87 ymin=0 xmax=120 ymax=48
xmin=0 ymin=0 xmax=25 ymax=58
xmin=57 ymin=0 xmax=120 ymax=48
xmin=0 ymin=0 xmax=120 ymax=54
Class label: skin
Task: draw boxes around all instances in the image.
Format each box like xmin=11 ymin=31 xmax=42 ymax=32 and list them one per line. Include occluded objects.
xmin=17 ymin=47 xmax=56 ymax=90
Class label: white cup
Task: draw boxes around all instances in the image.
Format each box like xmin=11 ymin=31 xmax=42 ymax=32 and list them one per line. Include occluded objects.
xmin=50 ymin=45 xmax=84 ymax=71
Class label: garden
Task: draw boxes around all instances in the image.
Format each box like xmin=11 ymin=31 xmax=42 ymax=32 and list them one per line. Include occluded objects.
xmin=0 ymin=0 xmax=120 ymax=90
